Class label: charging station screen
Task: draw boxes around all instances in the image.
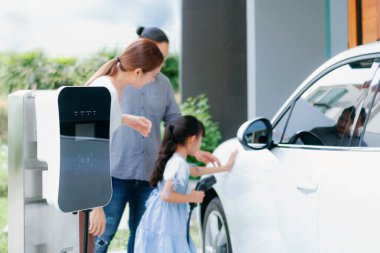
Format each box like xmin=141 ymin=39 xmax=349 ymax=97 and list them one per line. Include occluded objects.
xmin=75 ymin=123 xmax=95 ymax=140
xmin=58 ymin=86 xmax=112 ymax=212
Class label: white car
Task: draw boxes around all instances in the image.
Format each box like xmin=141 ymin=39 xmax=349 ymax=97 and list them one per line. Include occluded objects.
xmin=200 ymin=41 xmax=380 ymax=253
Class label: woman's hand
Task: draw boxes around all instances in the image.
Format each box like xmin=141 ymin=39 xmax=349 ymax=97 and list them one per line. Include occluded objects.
xmin=194 ymin=150 xmax=221 ymax=166
xmin=190 ymin=190 xmax=205 ymax=203
xmin=224 ymin=149 xmax=238 ymax=172
xmin=122 ymin=114 xmax=152 ymax=137
xmin=89 ymin=207 xmax=106 ymax=237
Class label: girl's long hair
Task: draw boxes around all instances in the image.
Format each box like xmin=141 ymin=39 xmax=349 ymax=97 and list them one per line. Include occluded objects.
xmin=150 ymin=115 xmax=205 ymax=187
xmin=85 ymin=38 xmax=164 ymax=85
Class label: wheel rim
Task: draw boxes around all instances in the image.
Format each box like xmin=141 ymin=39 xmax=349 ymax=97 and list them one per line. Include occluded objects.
xmin=204 ymin=210 xmax=229 ymax=253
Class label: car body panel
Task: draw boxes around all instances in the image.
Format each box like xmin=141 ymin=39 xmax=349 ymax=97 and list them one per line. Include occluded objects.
xmin=211 ymin=140 xmax=380 ymax=252
xmin=319 ymin=155 xmax=380 ymax=253
xmin=212 ymin=140 xmax=289 ymax=253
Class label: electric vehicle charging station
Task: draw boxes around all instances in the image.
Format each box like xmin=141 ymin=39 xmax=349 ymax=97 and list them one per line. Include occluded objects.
xmin=8 ymin=87 xmax=112 ymax=253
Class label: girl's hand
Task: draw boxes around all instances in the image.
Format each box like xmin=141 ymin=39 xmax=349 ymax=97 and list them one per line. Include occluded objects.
xmin=194 ymin=150 xmax=221 ymax=167
xmin=224 ymin=149 xmax=238 ymax=172
xmin=123 ymin=114 xmax=152 ymax=137
xmin=89 ymin=207 xmax=106 ymax=237
xmin=190 ymin=190 xmax=205 ymax=203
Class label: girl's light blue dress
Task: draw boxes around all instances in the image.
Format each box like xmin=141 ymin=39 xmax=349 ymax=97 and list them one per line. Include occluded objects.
xmin=134 ymin=153 xmax=197 ymax=253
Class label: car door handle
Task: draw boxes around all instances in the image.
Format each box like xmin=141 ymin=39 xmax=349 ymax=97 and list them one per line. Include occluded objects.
xmin=296 ymin=180 xmax=318 ymax=194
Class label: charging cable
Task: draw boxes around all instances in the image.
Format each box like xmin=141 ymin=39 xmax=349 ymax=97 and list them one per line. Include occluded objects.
xmin=187 ymin=175 xmax=216 ymax=244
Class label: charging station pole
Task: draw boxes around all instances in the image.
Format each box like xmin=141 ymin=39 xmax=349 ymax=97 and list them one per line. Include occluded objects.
xmin=8 ymin=91 xmax=79 ymax=253
xmin=9 ymin=87 xmax=112 ymax=253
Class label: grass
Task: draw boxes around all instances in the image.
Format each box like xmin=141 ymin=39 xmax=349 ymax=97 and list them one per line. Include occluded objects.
xmin=109 ymin=212 xmax=197 ymax=252
xmin=0 ymin=232 xmax=6 ymax=253
xmin=0 ymin=145 xmax=6 ymax=171
xmin=106 ymin=207 xmax=129 ymax=251
xmin=0 ymin=197 xmax=8 ymax=253
xmin=0 ymin=145 xmax=7 ymax=198
xmin=190 ymin=207 xmax=202 ymax=249
xmin=0 ymin=198 xmax=7 ymax=229
xmin=109 ymin=229 xmax=130 ymax=250
xmin=108 ymin=223 xmax=201 ymax=252
xmin=0 ymin=145 xmax=8 ymax=252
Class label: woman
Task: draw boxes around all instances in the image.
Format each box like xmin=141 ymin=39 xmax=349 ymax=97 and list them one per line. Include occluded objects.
xmin=86 ymin=38 xmax=164 ymax=246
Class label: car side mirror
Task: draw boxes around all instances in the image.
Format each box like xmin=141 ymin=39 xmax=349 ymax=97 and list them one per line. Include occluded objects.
xmin=237 ymin=118 xmax=273 ymax=150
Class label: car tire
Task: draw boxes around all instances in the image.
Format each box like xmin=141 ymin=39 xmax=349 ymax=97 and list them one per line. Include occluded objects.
xmin=203 ymin=197 xmax=233 ymax=253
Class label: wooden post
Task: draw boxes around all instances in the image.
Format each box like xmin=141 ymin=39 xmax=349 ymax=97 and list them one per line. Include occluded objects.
xmin=348 ymin=0 xmax=359 ymax=48
xmin=80 ymin=212 xmax=95 ymax=253
xmin=348 ymin=0 xmax=380 ymax=48
xmin=361 ymin=0 xmax=380 ymax=44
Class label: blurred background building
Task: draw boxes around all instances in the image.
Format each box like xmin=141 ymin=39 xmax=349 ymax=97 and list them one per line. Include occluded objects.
xmin=181 ymin=0 xmax=380 ymax=140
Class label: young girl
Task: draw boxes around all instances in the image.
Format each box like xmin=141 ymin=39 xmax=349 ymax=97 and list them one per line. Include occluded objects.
xmin=134 ymin=115 xmax=238 ymax=253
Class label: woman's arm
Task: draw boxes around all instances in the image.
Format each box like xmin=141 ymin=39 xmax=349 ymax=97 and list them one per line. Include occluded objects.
xmin=161 ymin=180 xmax=204 ymax=203
xmin=89 ymin=207 xmax=106 ymax=237
xmin=121 ymin=114 xmax=152 ymax=137
xmin=190 ymin=150 xmax=238 ymax=177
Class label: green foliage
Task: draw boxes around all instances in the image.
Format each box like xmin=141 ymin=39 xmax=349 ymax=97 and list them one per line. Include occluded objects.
xmin=0 ymin=103 xmax=6 ymax=144
xmin=0 ymin=51 xmax=73 ymax=92
xmin=0 ymin=169 xmax=7 ymax=199
xmin=72 ymin=48 xmax=119 ymax=86
xmin=0 ymin=49 xmax=180 ymax=145
xmin=161 ymin=55 xmax=179 ymax=92
xmin=0 ymin=145 xmax=7 ymax=198
xmin=0 ymin=49 xmax=179 ymax=95
xmin=181 ymin=94 xmax=222 ymax=165
xmin=0 ymin=49 xmax=120 ymax=144
xmin=0 ymin=49 xmax=120 ymax=94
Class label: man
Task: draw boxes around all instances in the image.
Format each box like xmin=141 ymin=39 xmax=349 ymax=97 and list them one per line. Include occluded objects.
xmin=311 ymin=106 xmax=366 ymax=147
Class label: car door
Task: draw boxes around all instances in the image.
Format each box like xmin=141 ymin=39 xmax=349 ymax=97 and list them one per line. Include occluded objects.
xmin=317 ymin=61 xmax=380 ymax=253
xmin=269 ymin=58 xmax=379 ymax=253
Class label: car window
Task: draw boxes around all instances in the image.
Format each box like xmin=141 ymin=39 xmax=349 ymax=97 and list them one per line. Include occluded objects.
xmin=272 ymin=107 xmax=291 ymax=143
xmin=281 ymin=59 xmax=377 ymax=147
xmin=361 ymin=66 xmax=380 ymax=147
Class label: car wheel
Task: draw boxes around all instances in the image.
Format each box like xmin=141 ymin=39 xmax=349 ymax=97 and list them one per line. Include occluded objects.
xmin=203 ymin=197 xmax=232 ymax=253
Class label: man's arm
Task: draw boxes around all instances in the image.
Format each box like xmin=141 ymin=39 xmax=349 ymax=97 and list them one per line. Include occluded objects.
xmin=162 ymin=75 xmax=181 ymax=127
xmin=194 ymin=150 xmax=221 ymax=167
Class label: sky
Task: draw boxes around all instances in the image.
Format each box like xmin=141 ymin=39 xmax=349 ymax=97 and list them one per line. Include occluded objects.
xmin=0 ymin=0 xmax=181 ymax=57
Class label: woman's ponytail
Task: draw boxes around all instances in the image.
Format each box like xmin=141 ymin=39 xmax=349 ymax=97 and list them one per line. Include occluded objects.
xmin=85 ymin=58 xmax=119 ymax=86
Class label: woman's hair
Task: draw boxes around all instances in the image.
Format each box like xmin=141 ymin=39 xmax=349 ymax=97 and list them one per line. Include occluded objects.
xmin=85 ymin=38 xmax=164 ymax=85
xmin=136 ymin=26 xmax=169 ymax=43
xmin=150 ymin=115 xmax=205 ymax=187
